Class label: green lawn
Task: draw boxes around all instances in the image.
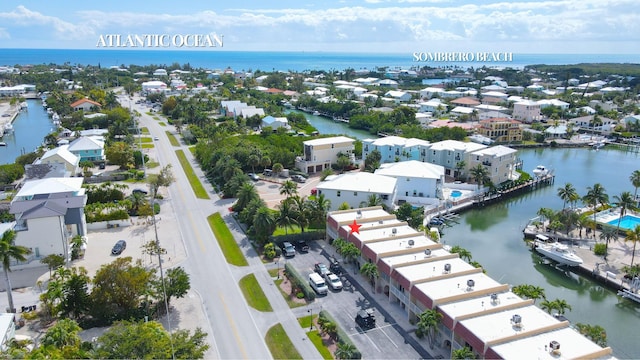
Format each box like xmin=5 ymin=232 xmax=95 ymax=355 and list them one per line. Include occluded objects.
xmin=265 ymin=324 xmax=302 ymax=360
xmin=207 ymin=213 xmax=248 ymax=266
xmin=175 ymin=149 xmax=210 ymax=199
xmin=166 ymin=131 xmax=180 ymax=146
xmin=141 ymin=127 xmax=150 ymax=134
xmin=239 ymin=274 xmax=273 ymax=312
xmin=158 ymin=122 xmax=167 ymax=126
xmin=141 ymin=143 xmax=154 ymax=149
xmin=273 ymin=278 xmax=307 ymax=309
xmin=307 ymin=331 xmax=333 ymax=360
xmin=146 ymin=161 xmax=160 ymax=169
xmin=273 ymin=224 xmax=324 ymax=236
xmin=140 ymin=137 xmax=153 ymax=143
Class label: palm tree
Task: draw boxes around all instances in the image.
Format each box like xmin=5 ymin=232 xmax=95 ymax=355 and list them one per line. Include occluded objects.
xmin=308 ymin=194 xmax=331 ymax=227
xmin=360 ymin=262 xmax=379 ymax=289
xmin=360 ymin=194 xmax=384 ymax=209
xmin=557 ymin=183 xmax=579 ymax=210
xmin=276 ymin=200 xmax=298 ymax=235
xmin=625 ymin=225 xmax=640 ymax=266
xmin=272 ymin=163 xmax=284 ymax=178
xmin=248 ymin=154 xmax=260 ymax=174
xmin=450 ymin=245 xmax=473 ymax=262
xmin=539 ymin=299 xmax=557 ymax=314
xmin=599 ymin=226 xmax=618 ymax=248
xmin=279 ymin=180 xmax=298 ymax=198
xmin=575 ymin=323 xmax=607 ymax=347
xmin=416 ymin=309 xmax=443 ymax=349
xmin=537 ymin=207 xmax=555 ymax=231
xmin=260 ymin=156 xmax=271 ymax=170
xmin=252 ymin=207 xmax=276 ymax=245
xmin=553 ymin=298 xmax=572 ymax=314
xmin=0 ymin=230 xmax=32 ymax=312
xmin=455 ymin=161 xmax=466 ymax=181
xmin=583 ymin=183 xmax=609 ymax=238
xmin=613 ymin=191 xmax=636 ymax=235
xmin=469 ymin=164 xmax=489 ymax=188
xmin=630 ymin=170 xmax=640 ymax=200
xmin=452 ymin=346 xmax=476 ymax=359
xmin=290 ymin=196 xmax=310 ymax=232
xmin=235 ymin=182 xmax=259 ymax=212
xmin=334 ymin=342 xmax=357 ymax=360
xmin=512 ymin=284 xmax=546 ymax=303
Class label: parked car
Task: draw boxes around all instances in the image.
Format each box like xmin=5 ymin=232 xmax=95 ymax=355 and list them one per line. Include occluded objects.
xmin=314 ymin=263 xmax=329 ymax=277
xmin=281 ymin=242 xmax=296 ymax=257
xmin=291 ymin=174 xmax=306 ymax=183
xmin=324 ymin=272 xmax=343 ymax=290
xmin=308 ymin=272 xmax=328 ymax=295
xmin=295 ymin=240 xmax=309 ymax=253
xmin=248 ymin=173 xmax=260 ymax=181
xmin=329 ymin=259 xmax=342 ymax=275
xmin=111 ymin=240 xmax=127 ymax=255
xmin=355 ymin=309 xmax=376 ymax=330
xmin=132 ymin=189 xmax=148 ymax=195
xmin=154 ymin=136 xmax=159 ymax=141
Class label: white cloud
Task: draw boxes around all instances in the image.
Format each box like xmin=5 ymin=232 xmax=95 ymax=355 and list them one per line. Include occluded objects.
xmin=0 ymin=5 xmax=92 ymax=39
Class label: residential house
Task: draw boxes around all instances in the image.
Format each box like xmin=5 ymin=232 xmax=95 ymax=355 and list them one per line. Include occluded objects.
xmin=480 ymin=91 xmax=508 ymax=103
xmin=451 ymin=97 xmax=480 ymax=108
xmin=316 ymin=172 xmax=397 ymax=211
xmin=537 ymin=99 xmax=570 ymax=111
xmin=10 ymin=177 xmax=88 ymax=263
xmin=418 ymin=99 xmax=447 ymax=114
xmin=261 ymin=116 xmax=289 ymax=131
xmin=295 ymin=136 xmax=355 ymax=174
xmin=152 ymin=69 xmax=168 ymax=76
xmin=69 ymin=98 xmax=102 ymax=112
xmin=512 ymin=100 xmax=541 ymax=122
xmin=545 ymin=125 xmax=568 ymax=139
xmin=622 ymin=114 xmax=640 ymax=129
xmin=467 ymin=145 xmax=519 ymax=185
xmin=0 ymin=313 xmax=15 ymax=351
xmin=589 ymin=100 xmax=618 ymax=112
xmin=384 ymin=91 xmax=412 ymax=103
xmin=361 ymin=136 xmax=430 ymax=163
xmin=568 ymin=115 xmax=617 ymax=134
xmin=425 ymin=140 xmax=487 ymax=179
xmin=419 ymin=87 xmax=445 ymax=99
xmin=374 ymin=161 xmax=444 ymax=206
xmin=376 ymin=79 xmax=399 ymax=89
xmin=239 ymin=106 xmax=265 ymax=119
xmin=141 ymin=80 xmax=167 ymax=93
xmin=478 ymin=111 xmax=510 ymax=121
xmin=35 ymin=145 xmax=80 ymax=176
xmin=67 ymin=136 xmax=105 ymax=162
xmin=476 ymin=118 xmax=523 ymax=143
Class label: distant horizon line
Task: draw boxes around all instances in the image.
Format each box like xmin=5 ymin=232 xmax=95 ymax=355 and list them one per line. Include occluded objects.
xmin=0 ymin=48 xmax=639 ymax=56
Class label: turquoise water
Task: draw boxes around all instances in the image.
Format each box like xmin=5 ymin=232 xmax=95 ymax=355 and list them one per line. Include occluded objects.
xmin=0 ymin=49 xmax=638 ymax=71
xmin=0 ymin=100 xmax=54 ymax=165
xmin=450 ymin=190 xmax=462 ymax=198
xmin=607 ymin=215 xmax=640 ymax=231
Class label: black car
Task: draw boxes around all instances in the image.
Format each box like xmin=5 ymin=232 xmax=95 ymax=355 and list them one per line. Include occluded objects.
xmin=295 ymin=240 xmax=310 ymax=253
xmin=111 ymin=240 xmax=127 ymax=255
xmin=314 ymin=263 xmax=329 ymax=277
xmin=355 ymin=309 xmax=376 ymax=330
xmin=329 ymin=259 xmax=342 ymax=275
xmin=132 ymin=189 xmax=148 ymax=195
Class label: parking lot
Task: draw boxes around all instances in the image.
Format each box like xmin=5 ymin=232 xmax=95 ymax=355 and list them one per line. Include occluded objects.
xmin=252 ymin=173 xmax=322 ymax=209
xmin=279 ymin=239 xmax=429 ymax=359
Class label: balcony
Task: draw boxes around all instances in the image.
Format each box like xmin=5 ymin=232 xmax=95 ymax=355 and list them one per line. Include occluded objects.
xmin=482 ymin=161 xmax=492 ymax=166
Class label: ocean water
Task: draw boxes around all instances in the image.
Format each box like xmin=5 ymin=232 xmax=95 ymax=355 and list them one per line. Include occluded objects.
xmin=0 ymin=49 xmax=638 ymax=72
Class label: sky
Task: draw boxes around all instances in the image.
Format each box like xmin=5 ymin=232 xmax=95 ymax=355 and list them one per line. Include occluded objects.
xmin=0 ymin=0 xmax=638 ymax=53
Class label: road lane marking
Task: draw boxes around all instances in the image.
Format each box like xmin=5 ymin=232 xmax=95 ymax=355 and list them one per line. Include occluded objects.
xmin=219 ymin=292 xmax=249 ymax=359
xmin=174 ymin=174 xmax=207 ymax=253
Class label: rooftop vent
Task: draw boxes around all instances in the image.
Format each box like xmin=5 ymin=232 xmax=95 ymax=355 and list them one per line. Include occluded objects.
xmin=378 ymin=220 xmax=383 ymax=224
xmin=356 ymin=210 xmax=362 ymax=218
xmin=511 ymin=314 xmax=522 ymax=328
xmin=424 ymin=249 xmax=432 ymax=257
xmin=392 ymin=228 xmax=397 ymax=235
xmin=549 ymin=341 xmax=560 ymax=353
xmin=444 ymin=263 xmax=451 ymax=273
xmin=408 ymin=239 xmax=414 ymax=246
xmin=466 ymin=279 xmax=475 ymax=290
xmin=490 ymin=293 xmax=499 ymax=304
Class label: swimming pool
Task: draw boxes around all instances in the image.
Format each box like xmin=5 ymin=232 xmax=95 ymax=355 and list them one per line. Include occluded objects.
xmin=607 ymin=215 xmax=640 ymax=231
xmin=451 ymin=190 xmax=462 ymax=198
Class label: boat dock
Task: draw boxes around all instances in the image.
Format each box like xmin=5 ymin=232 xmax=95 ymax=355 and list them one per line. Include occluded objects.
xmin=474 ymin=173 xmax=555 ymax=206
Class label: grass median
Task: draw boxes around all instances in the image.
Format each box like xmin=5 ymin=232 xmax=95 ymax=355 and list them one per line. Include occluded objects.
xmin=239 ymin=273 xmax=272 ymax=311
xmin=207 ymin=213 xmax=248 ymax=266
xmin=175 ymin=149 xmax=209 ymax=199
xmin=166 ymin=131 xmax=180 ymax=146
xmin=265 ymin=324 xmax=302 ymax=360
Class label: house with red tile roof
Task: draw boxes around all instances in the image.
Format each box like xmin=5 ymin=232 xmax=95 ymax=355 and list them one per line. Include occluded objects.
xmin=450 ymin=97 xmax=480 ymax=108
xmin=70 ymin=98 xmax=102 ymax=112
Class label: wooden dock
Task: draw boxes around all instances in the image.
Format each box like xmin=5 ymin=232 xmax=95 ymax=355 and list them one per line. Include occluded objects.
xmin=474 ymin=174 xmax=555 ymax=207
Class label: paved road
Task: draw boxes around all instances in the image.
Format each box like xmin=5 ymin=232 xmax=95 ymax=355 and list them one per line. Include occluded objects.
xmin=124 ymin=95 xmax=322 ymax=359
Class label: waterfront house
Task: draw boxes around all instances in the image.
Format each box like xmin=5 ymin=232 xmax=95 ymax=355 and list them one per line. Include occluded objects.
xmin=325 ymin=207 xmax=612 ymax=360
xmin=569 ymin=115 xmax=618 ymax=134
xmin=9 ymin=177 xmax=88 ymax=264
xmin=69 ymin=98 xmax=102 ymax=112
xmin=316 ymin=173 xmax=397 ymax=211
xmin=374 ymin=161 xmax=444 ymax=207
xmin=295 ymin=136 xmax=355 ymax=174
xmin=545 ymin=124 xmax=569 ymax=139
xmin=418 ymin=99 xmax=447 ymax=114
xmin=261 ymin=116 xmax=289 ymax=131
xmin=476 ymin=118 xmax=523 ymax=143
xmin=451 ymin=97 xmax=480 ymax=108
xmin=426 ymin=140 xmax=487 ymax=179
xmin=467 ymin=145 xmax=519 ymax=185
xmin=513 ymin=100 xmax=541 ymax=123
xmin=362 ymin=136 xmax=430 ymax=163
xmin=67 ymin=136 xmax=105 ymax=162
xmin=384 ymin=91 xmax=412 ymax=103
xmin=35 ymin=145 xmax=80 ymax=176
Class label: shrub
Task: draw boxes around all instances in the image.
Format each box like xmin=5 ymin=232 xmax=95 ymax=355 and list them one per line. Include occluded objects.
xmin=263 ymin=243 xmax=277 ymax=260
xmin=319 ymin=310 xmax=361 ymax=359
xmin=296 ymin=292 xmax=305 ymax=299
xmin=284 ymin=262 xmax=315 ymax=301
xmin=593 ymin=243 xmax=607 ymax=256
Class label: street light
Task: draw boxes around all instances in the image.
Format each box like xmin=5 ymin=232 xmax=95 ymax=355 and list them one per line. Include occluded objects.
xmin=308 ymin=308 xmax=313 ymax=331
xmin=276 ymin=259 xmax=280 ymax=280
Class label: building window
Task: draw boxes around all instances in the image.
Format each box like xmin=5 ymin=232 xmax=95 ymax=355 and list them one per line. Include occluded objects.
xmin=354 ymin=192 xmax=358 ymax=196
xmin=331 ymin=144 xmax=334 ymax=148
xmin=337 ymin=191 xmax=341 ymax=197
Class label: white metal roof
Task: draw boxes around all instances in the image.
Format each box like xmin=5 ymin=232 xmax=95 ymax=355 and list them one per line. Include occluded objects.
xmin=17 ymin=177 xmax=84 ymax=197
xmin=317 ymin=172 xmax=396 ymax=194
xmin=303 ymin=136 xmax=354 ymax=147
xmin=375 ymin=160 xmax=444 ymax=179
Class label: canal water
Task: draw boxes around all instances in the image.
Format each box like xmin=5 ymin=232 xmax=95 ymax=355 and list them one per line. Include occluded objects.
xmin=286 ymin=109 xmax=372 ymax=140
xmin=303 ymin=113 xmax=640 ymax=358
xmin=0 ymin=99 xmax=54 ymax=165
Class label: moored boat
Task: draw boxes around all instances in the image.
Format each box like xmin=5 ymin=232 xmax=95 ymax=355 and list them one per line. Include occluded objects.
xmin=532 ymin=165 xmax=549 ymax=177
xmin=533 ymin=235 xmax=583 ymax=266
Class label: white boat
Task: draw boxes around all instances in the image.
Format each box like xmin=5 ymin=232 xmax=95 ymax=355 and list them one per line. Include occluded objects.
xmin=3 ymin=123 xmax=13 ymax=134
xmin=312 ymin=111 xmax=320 ymax=116
xmin=532 ymin=165 xmax=549 ymax=177
xmin=618 ymin=277 xmax=640 ymax=304
xmin=0 ymin=142 xmax=6 ymax=147
xmin=534 ymin=235 xmax=583 ymax=267
xmin=590 ymin=141 xmax=605 ymax=150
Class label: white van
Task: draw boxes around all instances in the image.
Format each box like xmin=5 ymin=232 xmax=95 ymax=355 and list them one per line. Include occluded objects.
xmin=309 ymin=272 xmax=328 ymax=295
